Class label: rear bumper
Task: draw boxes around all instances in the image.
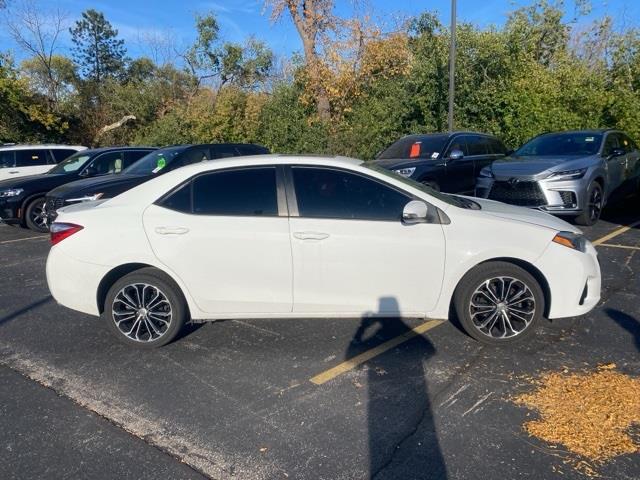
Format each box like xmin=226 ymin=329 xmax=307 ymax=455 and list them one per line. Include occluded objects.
xmin=46 ymin=247 xmax=110 ymax=316
xmin=534 ymin=241 xmax=601 ymax=319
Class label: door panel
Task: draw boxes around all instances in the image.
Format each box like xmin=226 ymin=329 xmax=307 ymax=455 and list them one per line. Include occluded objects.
xmin=143 ymin=205 xmax=293 ymax=314
xmin=289 ymin=217 xmax=446 ymax=314
xmin=444 ymin=136 xmax=474 ymax=193
xmin=603 ymin=133 xmax=626 ymax=194
xmin=288 ymin=166 xmax=446 ymax=315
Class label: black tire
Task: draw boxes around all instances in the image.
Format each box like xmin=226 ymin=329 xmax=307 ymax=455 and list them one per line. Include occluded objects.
xmin=103 ymin=267 xmax=188 ymax=348
xmin=421 ymin=180 xmax=440 ymax=192
xmin=453 ymin=261 xmax=545 ymax=345
xmin=24 ymin=196 xmax=49 ymax=233
xmin=575 ymin=182 xmax=603 ymax=226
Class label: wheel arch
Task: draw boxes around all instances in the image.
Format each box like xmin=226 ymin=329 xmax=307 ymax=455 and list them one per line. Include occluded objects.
xmin=451 ymin=256 xmax=552 ymax=318
xmin=20 ymin=192 xmax=48 ymax=223
xmin=96 ymin=263 xmax=193 ymax=318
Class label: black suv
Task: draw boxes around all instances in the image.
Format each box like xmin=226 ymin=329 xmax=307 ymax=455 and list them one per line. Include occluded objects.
xmin=45 ymin=143 xmax=270 ymax=225
xmin=371 ymin=132 xmax=509 ymax=194
xmin=0 ymin=147 xmax=155 ymax=232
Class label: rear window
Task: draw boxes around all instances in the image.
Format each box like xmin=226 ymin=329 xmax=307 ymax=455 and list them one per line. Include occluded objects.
xmin=377 ymin=135 xmax=449 ymax=160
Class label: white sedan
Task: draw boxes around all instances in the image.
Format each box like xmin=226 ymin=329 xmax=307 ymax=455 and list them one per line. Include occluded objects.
xmin=46 ymin=155 xmax=601 ymax=348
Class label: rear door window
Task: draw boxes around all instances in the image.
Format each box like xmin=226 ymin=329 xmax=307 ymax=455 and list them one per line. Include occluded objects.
xmin=50 ymin=149 xmax=78 ymax=163
xmin=124 ymin=150 xmax=153 ymax=168
xmin=193 ymin=167 xmax=278 ymax=216
xmin=15 ymin=149 xmax=51 ymax=166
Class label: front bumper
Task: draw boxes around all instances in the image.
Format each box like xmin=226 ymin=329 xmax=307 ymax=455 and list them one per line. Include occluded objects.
xmin=0 ymin=197 xmax=22 ymax=224
xmin=476 ymin=176 xmax=590 ymax=215
xmin=534 ymin=240 xmax=601 ymax=319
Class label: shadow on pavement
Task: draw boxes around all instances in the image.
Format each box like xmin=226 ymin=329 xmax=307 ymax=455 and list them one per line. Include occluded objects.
xmin=346 ymin=297 xmax=447 ymax=480
xmin=0 ymin=296 xmax=52 ymax=327
xmin=606 ymin=308 xmax=640 ymax=352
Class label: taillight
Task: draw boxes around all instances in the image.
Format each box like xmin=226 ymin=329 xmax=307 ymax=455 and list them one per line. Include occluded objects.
xmin=50 ymin=223 xmax=84 ymax=246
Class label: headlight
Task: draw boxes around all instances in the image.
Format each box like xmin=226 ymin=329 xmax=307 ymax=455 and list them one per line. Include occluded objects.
xmin=552 ymin=231 xmax=588 ymax=252
xmin=394 ymin=167 xmax=416 ymax=178
xmin=66 ymin=193 xmax=104 ymax=203
xmin=0 ymin=188 xmax=24 ymax=198
xmin=547 ymin=168 xmax=587 ymax=181
xmin=478 ymin=167 xmax=494 ymax=178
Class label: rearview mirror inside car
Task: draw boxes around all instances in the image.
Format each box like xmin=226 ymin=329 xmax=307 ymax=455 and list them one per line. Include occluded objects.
xmin=402 ymin=200 xmax=432 ymax=224
xmin=448 ymin=149 xmax=464 ymax=160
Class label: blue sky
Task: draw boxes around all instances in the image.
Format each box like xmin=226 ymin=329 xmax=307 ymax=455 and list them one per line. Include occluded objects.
xmin=1 ymin=0 xmax=639 ymax=62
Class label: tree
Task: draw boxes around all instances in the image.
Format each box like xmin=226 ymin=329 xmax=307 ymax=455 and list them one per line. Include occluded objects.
xmin=6 ymin=0 xmax=68 ymax=109
xmin=265 ymin=0 xmax=334 ymax=120
xmin=69 ymin=9 xmax=126 ymax=83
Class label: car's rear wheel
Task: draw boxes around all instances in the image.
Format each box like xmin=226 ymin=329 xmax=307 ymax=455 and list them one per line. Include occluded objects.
xmin=453 ymin=262 xmax=545 ymax=345
xmin=24 ymin=197 xmax=49 ymax=233
xmin=575 ymin=182 xmax=603 ymax=226
xmin=103 ymin=268 xmax=187 ymax=348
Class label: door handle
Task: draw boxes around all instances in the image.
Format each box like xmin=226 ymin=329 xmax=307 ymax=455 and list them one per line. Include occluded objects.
xmin=9 ymin=171 xmax=19 ymax=174
xmin=155 ymin=226 xmax=189 ymax=235
xmin=293 ymin=231 xmax=329 ymax=241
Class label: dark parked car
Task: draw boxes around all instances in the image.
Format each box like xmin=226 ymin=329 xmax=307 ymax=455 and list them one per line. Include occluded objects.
xmin=475 ymin=129 xmax=640 ymax=225
xmin=45 ymin=143 xmax=270 ymax=225
xmin=0 ymin=147 xmax=155 ymax=232
xmin=371 ymin=132 xmax=509 ymax=194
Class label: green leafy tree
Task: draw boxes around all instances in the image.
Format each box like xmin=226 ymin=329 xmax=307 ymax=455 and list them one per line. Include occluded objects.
xmin=69 ymin=9 xmax=127 ymax=83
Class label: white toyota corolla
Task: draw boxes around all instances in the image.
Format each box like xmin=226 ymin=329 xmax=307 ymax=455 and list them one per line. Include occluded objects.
xmin=46 ymin=155 xmax=601 ymax=348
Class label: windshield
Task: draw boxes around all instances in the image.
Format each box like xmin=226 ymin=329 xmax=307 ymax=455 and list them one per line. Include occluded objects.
xmin=123 ymin=146 xmax=187 ymax=175
xmin=364 ymin=163 xmax=480 ymax=209
xmin=515 ymin=132 xmax=603 ymax=156
xmin=48 ymin=153 xmax=92 ymax=174
xmin=377 ymin=135 xmax=449 ymax=160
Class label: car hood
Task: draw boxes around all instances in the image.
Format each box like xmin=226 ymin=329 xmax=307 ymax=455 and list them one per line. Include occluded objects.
xmin=469 ymin=196 xmax=581 ymax=233
xmin=48 ymin=174 xmax=149 ymax=198
xmin=0 ymin=172 xmax=70 ymax=190
xmin=489 ymin=154 xmax=595 ymax=180
xmin=371 ymin=158 xmax=443 ymax=170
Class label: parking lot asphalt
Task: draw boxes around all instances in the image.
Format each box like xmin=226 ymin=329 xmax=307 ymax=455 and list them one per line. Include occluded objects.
xmin=1 ymin=199 xmax=639 ymax=479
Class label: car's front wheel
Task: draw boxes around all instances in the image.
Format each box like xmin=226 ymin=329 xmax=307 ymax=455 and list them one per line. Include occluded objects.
xmin=103 ymin=268 xmax=188 ymax=348
xmin=575 ymin=182 xmax=603 ymax=226
xmin=453 ymin=262 xmax=545 ymax=345
xmin=24 ymin=197 xmax=49 ymax=233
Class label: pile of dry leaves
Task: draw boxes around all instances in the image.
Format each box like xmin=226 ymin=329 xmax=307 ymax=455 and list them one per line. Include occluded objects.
xmin=513 ymin=363 xmax=640 ymax=470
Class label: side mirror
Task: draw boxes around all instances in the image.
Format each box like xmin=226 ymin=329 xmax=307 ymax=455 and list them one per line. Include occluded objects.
xmin=402 ymin=200 xmax=433 ymax=224
xmin=607 ymin=148 xmax=625 ymax=159
xmin=80 ymin=166 xmax=98 ymax=177
xmin=448 ymin=149 xmax=464 ymax=161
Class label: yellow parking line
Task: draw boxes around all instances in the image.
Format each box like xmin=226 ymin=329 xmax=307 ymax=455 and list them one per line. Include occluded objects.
xmin=592 ymin=220 xmax=640 ymax=246
xmin=310 ymin=319 xmax=443 ymax=385
xmin=598 ymin=243 xmax=640 ymax=251
xmin=0 ymin=235 xmax=48 ymax=245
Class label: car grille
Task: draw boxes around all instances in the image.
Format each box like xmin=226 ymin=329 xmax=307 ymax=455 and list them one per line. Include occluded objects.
xmin=488 ymin=181 xmax=547 ymax=207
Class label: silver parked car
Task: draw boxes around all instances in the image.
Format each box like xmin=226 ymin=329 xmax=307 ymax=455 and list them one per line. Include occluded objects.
xmin=475 ymin=130 xmax=640 ymax=225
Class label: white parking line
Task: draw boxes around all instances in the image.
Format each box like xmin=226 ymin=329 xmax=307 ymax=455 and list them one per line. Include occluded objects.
xmin=0 ymin=235 xmax=48 ymax=245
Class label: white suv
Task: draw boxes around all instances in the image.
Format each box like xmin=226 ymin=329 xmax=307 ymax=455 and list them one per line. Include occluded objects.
xmin=0 ymin=144 xmax=87 ymax=180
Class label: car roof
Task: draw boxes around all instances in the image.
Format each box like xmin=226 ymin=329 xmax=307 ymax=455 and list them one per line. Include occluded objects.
xmin=399 ymin=131 xmax=497 ymax=140
xmin=0 ymin=144 xmax=87 ymax=151
xmin=79 ymin=146 xmax=157 ymax=155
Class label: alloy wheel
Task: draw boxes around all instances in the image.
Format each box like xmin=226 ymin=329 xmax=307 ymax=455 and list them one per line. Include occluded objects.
xmin=112 ymin=283 xmax=173 ymax=342
xmin=30 ymin=201 xmax=48 ymax=229
xmin=468 ymin=276 xmax=536 ymax=339
xmin=588 ymin=186 xmax=603 ymax=222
